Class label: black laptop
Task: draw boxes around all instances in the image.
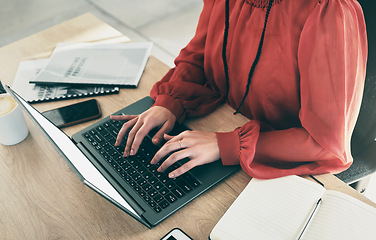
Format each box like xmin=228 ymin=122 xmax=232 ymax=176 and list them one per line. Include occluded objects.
xmin=6 ymin=86 xmax=239 ymax=228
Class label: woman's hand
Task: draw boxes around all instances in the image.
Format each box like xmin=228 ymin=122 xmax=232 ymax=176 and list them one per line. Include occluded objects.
xmin=151 ymin=131 xmax=221 ymax=178
xmin=110 ymin=106 xmax=176 ymax=157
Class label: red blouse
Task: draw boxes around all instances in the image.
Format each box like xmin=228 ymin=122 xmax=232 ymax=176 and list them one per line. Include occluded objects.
xmin=150 ymin=0 xmax=367 ymax=179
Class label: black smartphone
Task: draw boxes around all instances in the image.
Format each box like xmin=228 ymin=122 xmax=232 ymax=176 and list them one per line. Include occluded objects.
xmin=42 ymin=99 xmax=101 ymax=128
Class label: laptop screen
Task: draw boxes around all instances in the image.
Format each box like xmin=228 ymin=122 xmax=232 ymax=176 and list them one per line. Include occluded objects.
xmin=5 ymin=85 xmax=140 ymax=218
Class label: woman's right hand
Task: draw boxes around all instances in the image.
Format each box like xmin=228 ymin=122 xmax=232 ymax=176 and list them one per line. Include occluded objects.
xmin=110 ymin=106 xmax=176 ymax=157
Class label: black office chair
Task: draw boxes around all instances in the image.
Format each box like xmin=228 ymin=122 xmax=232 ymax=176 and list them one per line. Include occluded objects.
xmin=335 ymin=0 xmax=376 ymax=193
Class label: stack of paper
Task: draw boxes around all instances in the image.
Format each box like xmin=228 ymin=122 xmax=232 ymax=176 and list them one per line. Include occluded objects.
xmin=12 ymin=42 xmax=152 ymax=102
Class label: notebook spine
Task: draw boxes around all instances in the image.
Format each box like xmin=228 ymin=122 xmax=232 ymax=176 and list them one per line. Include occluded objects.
xmin=28 ymin=89 xmax=119 ymax=103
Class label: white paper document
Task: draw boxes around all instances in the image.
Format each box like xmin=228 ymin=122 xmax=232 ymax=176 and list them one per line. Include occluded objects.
xmin=12 ymin=59 xmax=119 ymax=103
xmin=30 ymin=42 xmax=153 ymax=87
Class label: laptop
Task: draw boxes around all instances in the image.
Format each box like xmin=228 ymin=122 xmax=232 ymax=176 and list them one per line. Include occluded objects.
xmin=6 ymin=85 xmax=239 ymax=228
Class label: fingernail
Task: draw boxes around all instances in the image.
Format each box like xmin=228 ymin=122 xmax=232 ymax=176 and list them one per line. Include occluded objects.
xmin=123 ymin=151 xmax=128 ymax=157
xmin=169 ymin=173 xmax=175 ymax=178
xmin=153 ymin=138 xmax=158 ymax=144
xmin=130 ymin=149 xmax=135 ymax=156
xmin=157 ymin=167 xmax=162 ymax=172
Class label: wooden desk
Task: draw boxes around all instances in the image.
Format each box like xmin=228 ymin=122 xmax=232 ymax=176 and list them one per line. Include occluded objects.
xmin=0 ymin=13 xmax=375 ymax=240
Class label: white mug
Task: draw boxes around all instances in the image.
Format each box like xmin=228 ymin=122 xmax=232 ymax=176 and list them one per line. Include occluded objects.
xmin=0 ymin=94 xmax=29 ymax=145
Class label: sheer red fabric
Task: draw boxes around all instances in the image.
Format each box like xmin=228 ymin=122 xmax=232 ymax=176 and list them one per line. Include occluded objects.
xmin=150 ymin=0 xmax=367 ymax=179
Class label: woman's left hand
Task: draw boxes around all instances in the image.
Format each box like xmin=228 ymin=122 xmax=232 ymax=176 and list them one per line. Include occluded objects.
xmin=151 ymin=131 xmax=221 ymax=178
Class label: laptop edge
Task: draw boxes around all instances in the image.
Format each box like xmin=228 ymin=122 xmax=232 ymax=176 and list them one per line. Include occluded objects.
xmin=5 ymin=85 xmax=151 ymax=228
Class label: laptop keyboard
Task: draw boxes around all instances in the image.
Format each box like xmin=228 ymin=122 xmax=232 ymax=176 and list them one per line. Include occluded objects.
xmin=83 ymin=119 xmax=201 ymax=213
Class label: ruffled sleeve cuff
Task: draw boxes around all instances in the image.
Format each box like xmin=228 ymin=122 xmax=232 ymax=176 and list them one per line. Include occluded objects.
xmin=216 ymin=120 xmax=260 ymax=167
xmin=153 ymin=95 xmax=185 ymax=123
xmin=216 ymin=131 xmax=241 ymax=166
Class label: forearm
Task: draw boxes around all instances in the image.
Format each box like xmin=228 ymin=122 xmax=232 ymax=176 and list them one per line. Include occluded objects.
xmin=217 ymin=123 xmax=352 ymax=179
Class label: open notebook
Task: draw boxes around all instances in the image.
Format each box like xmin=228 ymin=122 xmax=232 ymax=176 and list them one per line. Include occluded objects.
xmin=210 ymin=175 xmax=376 ymax=240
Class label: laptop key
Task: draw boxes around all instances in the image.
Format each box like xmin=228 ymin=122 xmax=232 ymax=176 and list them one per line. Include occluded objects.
xmin=128 ymin=157 xmax=136 ymax=165
xmin=138 ymin=167 xmax=147 ymax=175
xmin=133 ymin=173 xmax=142 ymax=181
xmin=165 ymin=193 xmax=178 ymax=204
xmin=103 ymin=121 xmax=111 ymax=128
xmin=149 ymin=200 xmax=156 ymax=207
xmin=171 ymin=186 xmax=185 ymax=198
xmin=112 ymin=120 xmax=124 ymax=130
xmin=123 ymin=174 xmax=131 ymax=182
xmin=159 ymin=200 xmax=170 ymax=209
xmin=107 ymin=126 xmax=118 ymax=137
xmin=160 ymin=188 xmax=168 ymax=196
xmin=133 ymin=161 xmax=142 ymax=170
xmin=96 ymin=126 xmax=105 ymax=133
xmin=181 ymin=173 xmax=201 ymax=189
xmin=104 ymin=145 xmax=113 ymax=152
xmin=119 ymin=170 xmax=126 ymax=178
xmin=115 ymin=165 xmax=122 ymax=173
xmin=129 ymin=180 xmax=136 ymax=187
xmin=176 ymin=180 xmax=192 ymax=193
xmin=137 ymin=178 xmax=147 ymax=186
xmin=109 ymin=149 xmax=117 ymax=156
xmin=148 ymin=189 xmax=158 ymax=198
xmin=143 ymin=195 xmax=151 ymax=202
xmin=100 ymin=141 xmax=109 ymax=148
xmin=153 ymin=194 xmax=164 ymax=203
xmin=144 ymin=171 xmax=152 ymax=180
xmin=126 ymin=167 xmax=137 ymax=176
xmin=154 ymin=181 xmax=163 ymax=190
xmin=139 ymin=190 xmax=146 ymax=197
xmin=93 ymin=134 xmax=104 ymax=143
xmin=166 ymin=181 xmax=176 ymax=189
xmin=102 ymin=152 xmax=111 ymax=160
xmin=153 ymin=205 xmax=162 ymax=213
xmin=108 ymin=138 xmax=116 ymax=146
xmin=143 ymin=183 xmax=152 ymax=192
xmin=133 ymin=184 xmax=141 ymax=192
xmin=149 ymin=177 xmax=157 ymax=185
xmin=104 ymin=133 xmax=114 ymax=142
xmin=160 ymin=175 xmax=169 ymax=184
xmin=122 ymin=162 xmax=131 ymax=170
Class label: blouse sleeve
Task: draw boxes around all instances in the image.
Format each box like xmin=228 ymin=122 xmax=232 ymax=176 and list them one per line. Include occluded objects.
xmin=150 ymin=0 xmax=223 ymax=123
xmin=217 ymin=0 xmax=367 ymax=179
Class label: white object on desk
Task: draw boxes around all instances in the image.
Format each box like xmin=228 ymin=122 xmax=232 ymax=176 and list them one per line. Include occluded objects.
xmin=12 ymin=59 xmax=119 ymax=103
xmin=30 ymin=42 xmax=153 ymax=87
xmin=0 ymin=94 xmax=28 ymax=145
xmin=209 ymin=175 xmax=376 ymax=240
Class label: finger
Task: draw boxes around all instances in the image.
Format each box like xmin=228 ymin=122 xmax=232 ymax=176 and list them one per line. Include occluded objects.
xmin=168 ymin=158 xmax=198 ymax=178
xmin=115 ymin=118 xmax=137 ymax=146
xmin=164 ymin=130 xmax=192 ymax=143
xmin=124 ymin=119 xmax=144 ymax=156
xmin=130 ymin=123 xmax=153 ymax=155
xmin=110 ymin=114 xmax=137 ymax=121
xmin=163 ymin=133 xmax=174 ymax=142
xmin=158 ymin=149 xmax=192 ymax=173
xmin=151 ymin=138 xmax=184 ymax=164
xmin=152 ymin=122 xmax=174 ymax=144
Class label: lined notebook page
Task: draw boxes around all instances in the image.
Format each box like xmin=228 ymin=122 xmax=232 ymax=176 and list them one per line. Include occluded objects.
xmin=302 ymin=190 xmax=376 ymax=240
xmin=210 ymin=176 xmax=325 ymax=240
